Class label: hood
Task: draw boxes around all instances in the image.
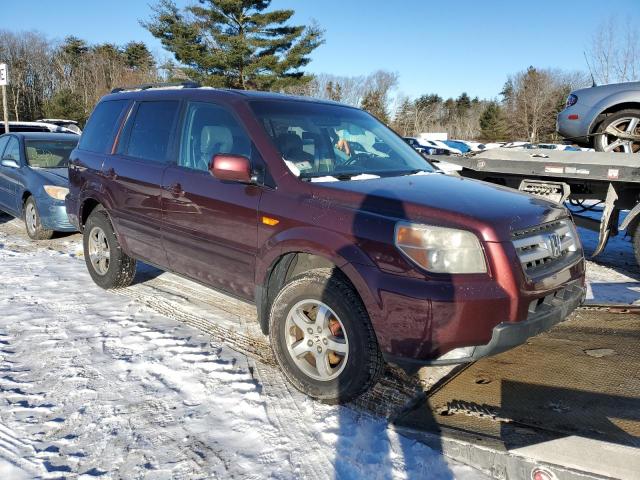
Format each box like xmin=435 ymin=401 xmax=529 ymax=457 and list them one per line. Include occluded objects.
xmin=312 ymin=174 xmax=567 ymax=242
xmin=33 ymin=167 xmax=69 ymax=186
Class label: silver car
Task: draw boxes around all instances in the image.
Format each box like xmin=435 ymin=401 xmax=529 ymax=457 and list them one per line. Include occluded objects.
xmin=557 ymin=81 xmax=640 ymax=153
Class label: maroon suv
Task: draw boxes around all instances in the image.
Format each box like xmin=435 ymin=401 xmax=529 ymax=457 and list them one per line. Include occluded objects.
xmin=67 ymin=84 xmax=585 ymax=402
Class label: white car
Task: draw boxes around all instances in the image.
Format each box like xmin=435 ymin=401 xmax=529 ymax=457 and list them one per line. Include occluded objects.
xmin=6 ymin=121 xmax=80 ymax=135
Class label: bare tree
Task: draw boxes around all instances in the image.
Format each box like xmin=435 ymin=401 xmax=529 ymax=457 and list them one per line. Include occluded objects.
xmin=587 ymin=18 xmax=640 ymax=84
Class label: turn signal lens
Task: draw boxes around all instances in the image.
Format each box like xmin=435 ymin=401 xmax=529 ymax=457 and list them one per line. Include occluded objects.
xmin=395 ymin=222 xmax=487 ymax=274
xmin=261 ymin=216 xmax=280 ymax=226
xmin=43 ymin=185 xmax=69 ymax=200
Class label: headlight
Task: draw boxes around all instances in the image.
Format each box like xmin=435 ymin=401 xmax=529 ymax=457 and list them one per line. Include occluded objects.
xmin=43 ymin=185 xmax=69 ymax=200
xmin=395 ymin=222 xmax=487 ymax=274
xmin=565 ymin=94 xmax=578 ymax=107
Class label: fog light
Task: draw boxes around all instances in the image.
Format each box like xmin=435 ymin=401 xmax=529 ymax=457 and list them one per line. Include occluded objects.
xmin=437 ymin=346 xmax=475 ymax=361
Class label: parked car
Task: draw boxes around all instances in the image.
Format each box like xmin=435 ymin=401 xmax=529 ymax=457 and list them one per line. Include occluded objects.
xmin=67 ymin=85 xmax=586 ymax=403
xmin=442 ymin=140 xmax=471 ymax=153
xmin=37 ymin=119 xmax=82 ymax=134
xmin=403 ymin=137 xmax=451 ymax=155
xmin=557 ymin=80 xmax=640 ymax=153
xmin=5 ymin=121 xmax=80 ymax=135
xmin=0 ymin=132 xmax=78 ymax=239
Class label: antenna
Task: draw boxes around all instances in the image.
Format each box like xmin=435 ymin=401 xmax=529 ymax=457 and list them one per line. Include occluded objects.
xmin=583 ymin=51 xmax=598 ymax=87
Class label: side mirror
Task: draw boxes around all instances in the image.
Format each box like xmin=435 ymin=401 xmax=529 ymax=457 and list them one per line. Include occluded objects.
xmin=1 ymin=157 xmax=19 ymax=169
xmin=210 ymin=154 xmax=252 ymax=183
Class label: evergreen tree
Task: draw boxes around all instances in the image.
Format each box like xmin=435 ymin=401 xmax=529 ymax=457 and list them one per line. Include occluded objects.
xmin=479 ymin=102 xmax=508 ymax=141
xmin=43 ymin=89 xmax=87 ymax=125
xmin=143 ymin=0 xmax=324 ymax=90
xmin=361 ymin=89 xmax=389 ymax=124
xmin=325 ymin=81 xmax=342 ymax=101
xmin=124 ymin=41 xmax=155 ymax=71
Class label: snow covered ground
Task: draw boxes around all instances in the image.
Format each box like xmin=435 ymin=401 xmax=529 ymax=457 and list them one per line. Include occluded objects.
xmin=0 ymin=215 xmax=485 ymax=479
xmin=0 ymin=201 xmax=638 ymax=479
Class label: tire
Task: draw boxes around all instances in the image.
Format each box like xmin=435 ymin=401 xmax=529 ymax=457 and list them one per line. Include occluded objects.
xmin=594 ymin=109 xmax=640 ymax=153
xmin=632 ymin=222 xmax=640 ymax=269
xmin=269 ymin=268 xmax=384 ymax=404
xmin=24 ymin=196 xmax=54 ymax=240
xmin=83 ymin=206 xmax=136 ymax=289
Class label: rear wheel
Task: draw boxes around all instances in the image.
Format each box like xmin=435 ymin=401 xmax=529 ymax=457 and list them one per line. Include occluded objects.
xmin=594 ymin=109 xmax=640 ymax=153
xmin=632 ymin=223 xmax=640 ymax=268
xmin=83 ymin=207 xmax=136 ymax=289
xmin=24 ymin=197 xmax=54 ymax=240
xmin=269 ymin=268 xmax=384 ymax=403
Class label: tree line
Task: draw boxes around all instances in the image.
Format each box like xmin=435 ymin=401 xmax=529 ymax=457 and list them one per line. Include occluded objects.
xmin=0 ymin=30 xmax=158 ymax=125
xmin=0 ymin=0 xmax=638 ymax=143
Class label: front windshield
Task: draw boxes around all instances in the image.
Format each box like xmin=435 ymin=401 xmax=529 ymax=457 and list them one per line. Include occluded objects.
xmin=25 ymin=139 xmax=78 ymax=168
xmin=250 ymin=100 xmax=434 ymax=180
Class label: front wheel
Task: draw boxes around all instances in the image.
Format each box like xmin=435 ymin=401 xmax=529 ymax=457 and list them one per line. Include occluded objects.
xmin=594 ymin=109 xmax=640 ymax=153
xmin=83 ymin=207 xmax=136 ymax=289
xmin=24 ymin=196 xmax=54 ymax=240
xmin=269 ymin=268 xmax=384 ymax=403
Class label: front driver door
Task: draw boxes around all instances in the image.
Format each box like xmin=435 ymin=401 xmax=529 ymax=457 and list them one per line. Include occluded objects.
xmin=161 ymin=101 xmax=261 ymax=301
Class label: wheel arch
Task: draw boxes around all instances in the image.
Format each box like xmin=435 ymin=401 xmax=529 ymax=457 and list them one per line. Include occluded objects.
xmin=256 ymin=245 xmax=379 ymax=336
xmin=589 ymin=100 xmax=640 ymax=134
xmin=79 ymin=197 xmax=102 ymax=230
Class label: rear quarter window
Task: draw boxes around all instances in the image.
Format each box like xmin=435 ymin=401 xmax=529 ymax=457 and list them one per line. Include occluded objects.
xmin=79 ymin=100 xmax=129 ymax=153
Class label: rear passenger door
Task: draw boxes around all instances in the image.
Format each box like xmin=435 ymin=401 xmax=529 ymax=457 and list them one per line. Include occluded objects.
xmin=103 ymin=100 xmax=181 ymax=268
xmin=161 ymin=101 xmax=260 ymax=300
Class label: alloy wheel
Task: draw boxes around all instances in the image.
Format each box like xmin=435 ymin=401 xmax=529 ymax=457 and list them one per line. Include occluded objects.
xmin=285 ymin=299 xmax=349 ymax=381
xmin=601 ymin=116 xmax=640 ymax=153
xmin=88 ymin=226 xmax=111 ymax=275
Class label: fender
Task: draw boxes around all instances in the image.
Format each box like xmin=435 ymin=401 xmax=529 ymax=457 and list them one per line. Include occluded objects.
xmin=256 ymin=225 xmax=376 ymax=287
xmin=587 ymin=92 xmax=640 ymax=133
xmin=255 ymin=226 xmax=383 ymax=334
xmin=77 ymin=185 xmax=132 ymax=256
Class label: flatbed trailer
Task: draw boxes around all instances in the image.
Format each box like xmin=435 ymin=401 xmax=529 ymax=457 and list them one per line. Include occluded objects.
xmin=427 ymin=149 xmax=640 ymax=265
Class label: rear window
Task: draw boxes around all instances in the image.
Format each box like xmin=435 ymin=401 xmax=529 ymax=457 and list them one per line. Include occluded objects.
xmin=79 ymin=100 xmax=129 ymax=153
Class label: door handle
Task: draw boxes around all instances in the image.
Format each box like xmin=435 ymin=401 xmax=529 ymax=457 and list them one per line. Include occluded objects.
xmin=162 ymin=182 xmax=184 ymax=197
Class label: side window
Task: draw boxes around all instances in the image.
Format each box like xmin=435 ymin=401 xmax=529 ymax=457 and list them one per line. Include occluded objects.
xmin=79 ymin=100 xmax=129 ymax=153
xmin=180 ymin=102 xmax=252 ymax=172
xmin=0 ymin=136 xmax=10 ymax=157
xmin=3 ymin=137 xmax=20 ymax=162
xmin=122 ymin=101 xmax=180 ymax=163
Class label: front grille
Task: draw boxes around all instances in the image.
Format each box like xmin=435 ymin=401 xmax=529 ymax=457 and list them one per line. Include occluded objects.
xmin=512 ymin=219 xmax=580 ymax=275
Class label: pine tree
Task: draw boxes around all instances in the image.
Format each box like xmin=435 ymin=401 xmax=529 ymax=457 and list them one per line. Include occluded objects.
xmin=479 ymin=102 xmax=508 ymax=141
xmin=124 ymin=42 xmax=155 ymax=71
xmin=361 ymin=90 xmax=389 ymax=124
xmin=143 ymin=0 xmax=324 ymax=90
xmin=44 ymin=90 xmax=87 ymax=125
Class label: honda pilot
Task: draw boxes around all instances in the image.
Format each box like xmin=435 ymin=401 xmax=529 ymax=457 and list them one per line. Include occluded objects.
xmin=67 ymin=84 xmax=586 ymax=403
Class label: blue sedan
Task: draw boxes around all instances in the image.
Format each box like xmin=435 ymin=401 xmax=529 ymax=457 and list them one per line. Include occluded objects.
xmin=0 ymin=132 xmax=79 ymax=239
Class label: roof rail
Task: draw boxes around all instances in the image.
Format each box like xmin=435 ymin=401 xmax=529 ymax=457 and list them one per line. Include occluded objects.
xmin=111 ymin=81 xmax=201 ymax=94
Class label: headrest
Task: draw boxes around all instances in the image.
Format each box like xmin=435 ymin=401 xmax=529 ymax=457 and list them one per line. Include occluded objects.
xmin=201 ymin=125 xmax=233 ymax=153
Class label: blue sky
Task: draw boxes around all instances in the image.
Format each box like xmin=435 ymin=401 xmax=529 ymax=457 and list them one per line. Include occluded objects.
xmin=3 ymin=0 xmax=639 ymax=99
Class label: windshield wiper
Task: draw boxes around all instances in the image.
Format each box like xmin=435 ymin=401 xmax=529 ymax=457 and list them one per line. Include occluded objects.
xmin=300 ymin=172 xmax=362 ymax=181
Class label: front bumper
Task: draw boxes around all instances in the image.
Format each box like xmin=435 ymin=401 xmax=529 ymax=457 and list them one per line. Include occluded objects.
xmin=39 ymin=201 xmax=76 ymax=232
xmin=384 ymin=280 xmax=585 ymax=372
